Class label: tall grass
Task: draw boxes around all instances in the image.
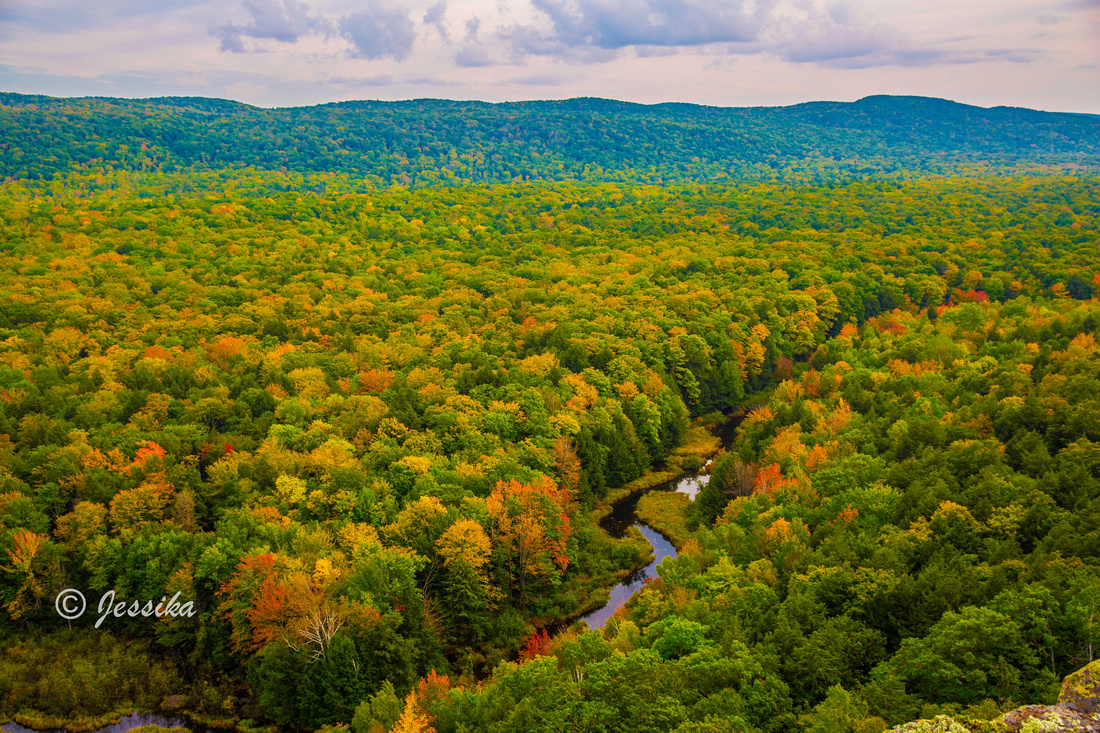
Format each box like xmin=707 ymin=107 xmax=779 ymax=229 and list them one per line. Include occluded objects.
xmin=0 ymin=630 xmax=181 ymax=720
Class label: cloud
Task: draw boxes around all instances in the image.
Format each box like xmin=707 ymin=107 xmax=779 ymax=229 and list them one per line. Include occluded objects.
xmin=423 ymin=1 xmax=450 ymax=42
xmin=214 ymin=0 xmax=331 ymax=53
xmin=3 ymin=0 xmax=208 ymax=34
xmin=454 ymin=16 xmax=496 ymax=66
xmin=323 ymin=73 xmax=395 ymax=86
xmin=211 ymin=0 xmax=419 ymax=61
xmin=1053 ymin=0 xmax=1099 ymax=10
xmin=763 ymin=2 xmax=1041 ymax=69
xmin=504 ymin=72 xmax=573 ymax=85
xmin=794 ymin=44 xmax=1040 ymax=70
xmin=503 ymin=0 xmax=762 ymax=60
xmin=763 ymin=0 xmax=904 ymax=66
xmin=633 ymin=45 xmax=679 ymax=57
xmin=497 ymin=0 xmax=1040 ymax=69
xmin=340 ymin=2 xmax=417 ymax=61
xmin=498 ymin=21 xmax=618 ymax=63
xmin=454 ymin=46 xmax=495 ymax=66
xmin=405 ymin=75 xmax=457 ymax=85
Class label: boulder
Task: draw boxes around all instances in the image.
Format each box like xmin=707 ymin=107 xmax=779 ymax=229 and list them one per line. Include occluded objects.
xmin=997 ymin=661 xmax=1100 ymax=733
xmin=999 ymin=704 xmax=1100 ymax=733
xmin=1060 ymin=661 xmax=1100 ymax=716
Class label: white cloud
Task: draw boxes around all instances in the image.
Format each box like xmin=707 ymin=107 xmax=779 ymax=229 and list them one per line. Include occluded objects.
xmin=214 ymin=0 xmax=332 ymax=52
xmin=340 ymin=2 xmax=418 ymax=60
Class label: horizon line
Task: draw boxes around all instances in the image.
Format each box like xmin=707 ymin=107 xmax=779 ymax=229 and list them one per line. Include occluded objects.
xmin=3 ymin=89 xmax=1098 ymax=118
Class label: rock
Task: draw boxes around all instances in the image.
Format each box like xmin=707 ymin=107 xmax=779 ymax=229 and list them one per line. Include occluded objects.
xmin=1000 ymin=704 xmax=1100 ymax=733
xmin=1060 ymin=661 xmax=1100 ymax=716
xmin=997 ymin=662 xmax=1100 ymax=733
xmin=892 ymin=716 xmax=972 ymax=733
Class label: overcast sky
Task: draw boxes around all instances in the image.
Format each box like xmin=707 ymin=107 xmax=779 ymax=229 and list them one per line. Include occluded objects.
xmin=1 ymin=0 xmax=1097 ymax=113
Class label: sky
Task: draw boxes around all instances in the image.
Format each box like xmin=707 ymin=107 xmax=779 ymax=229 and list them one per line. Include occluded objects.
xmin=1 ymin=0 xmax=1098 ymax=113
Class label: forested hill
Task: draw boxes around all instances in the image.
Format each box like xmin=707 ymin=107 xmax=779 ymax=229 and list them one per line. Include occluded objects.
xmin=2 ymin=92 xmax=1098 ymax=183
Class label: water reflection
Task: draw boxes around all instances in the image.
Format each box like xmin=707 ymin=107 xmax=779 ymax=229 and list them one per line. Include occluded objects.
xmin=580 ymin=464 xmax=704 ymax=630
xmin=4 ymin=418 xmax=743 ymax=731
xmin=580 ymin=523 xmax=678 ymax=629
xmin=675 ymin=459 xmax=711 ymax=499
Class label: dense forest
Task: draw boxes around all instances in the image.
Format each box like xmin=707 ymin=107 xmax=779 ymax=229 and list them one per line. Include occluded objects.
xmin=2 ymin=93 xmax=1100 ymax=184
xmin=0 ymin=94 xmax=1099 ymax=733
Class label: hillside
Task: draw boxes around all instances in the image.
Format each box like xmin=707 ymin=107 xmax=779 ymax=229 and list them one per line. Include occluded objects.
xmin=1 ymin=93 xmax=1098 ymax=183
xmin=1 ymin=172 xmax=1098 ymax=731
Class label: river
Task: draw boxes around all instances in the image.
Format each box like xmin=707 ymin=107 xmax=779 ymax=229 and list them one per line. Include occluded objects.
xmin=577 ymin=459 xmax=711 ymax=629
xmin=579 ymin=415 xmax=741 ymax=629
xmin=1 ymin=713 xmax=216 ymax=733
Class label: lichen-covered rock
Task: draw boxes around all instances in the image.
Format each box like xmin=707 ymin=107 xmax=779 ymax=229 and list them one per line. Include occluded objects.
xmin=892 ymin=716 xmax=972 ymax=733
xmin=1000 ymin=704 xmax=1100 ymax=733
xmin=1060 ymin=661 xmax=1100 ymax=716
xmin=996 ymin=662 xmax=1100 ymax=733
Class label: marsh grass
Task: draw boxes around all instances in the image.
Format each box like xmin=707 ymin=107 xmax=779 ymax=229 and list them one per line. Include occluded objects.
xmin=635 ymin=492 xmax=696 ymax=549
xmin=0 ymin=631 xmax=181 ymax=728
xmin=13 ymin=710 xmax=130 ymax=732
xmin=674 ymin=423 xmax=721 ymax=460
xmin=591 ymin=422 xmax=721 ymax=523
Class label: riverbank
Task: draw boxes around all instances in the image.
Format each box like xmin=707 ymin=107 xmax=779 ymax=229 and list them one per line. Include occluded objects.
xmin=0 ymin=711 xmax=221 ymax=733
xmin=537 ymin=523 xmax=656 ymax=630
xmin=590 ymin=421 xmax=721 ymax=524
xmin=560 ymin=415 xmax=738 ymax=630
xmin=635 ymin=492 xmax=695 ymax=550
xmin=532 ymin=520 xmax=653 ymax=629
xmin=0 ymin=709 xmax=261 ymax=733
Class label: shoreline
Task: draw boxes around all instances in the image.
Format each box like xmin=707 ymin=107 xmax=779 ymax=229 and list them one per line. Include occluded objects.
xmin=552 ymin=416 xmax=731 ymax=628
xmin=589 ymin=420 xmax=722 ymax=524
xmin=635 ymin=491 xmax=696 ymax=550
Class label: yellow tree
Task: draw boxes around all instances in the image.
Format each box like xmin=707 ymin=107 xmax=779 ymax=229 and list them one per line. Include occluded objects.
xmin=436 ymin=520 xmax=491 ymax=573
xmin=393 ymin=689 xmax=434 ymax=733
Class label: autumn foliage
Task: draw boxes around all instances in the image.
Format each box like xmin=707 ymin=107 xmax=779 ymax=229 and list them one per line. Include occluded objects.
xmin=0 ymin=160 xmax=1098 ymax=730
xmin=488 ymin=477 xmax=574 ymax=593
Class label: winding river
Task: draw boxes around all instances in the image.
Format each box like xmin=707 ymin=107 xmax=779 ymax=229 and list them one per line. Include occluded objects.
xmin=578 ymin=459 xmax=712 ymax=629
xmin=579 ymin=415 xmax=741 ymax=629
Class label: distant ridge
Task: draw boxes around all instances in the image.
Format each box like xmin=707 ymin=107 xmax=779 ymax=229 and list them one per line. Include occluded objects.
xmin=2 ymin=92 xmax=1097 ymax=182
